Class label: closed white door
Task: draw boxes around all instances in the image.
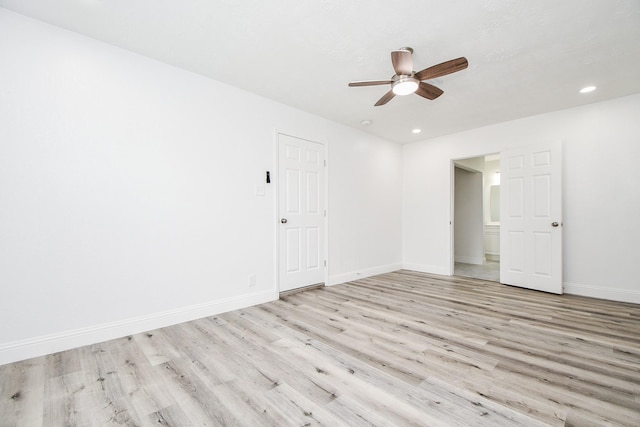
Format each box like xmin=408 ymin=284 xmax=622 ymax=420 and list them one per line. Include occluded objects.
xmin=500 ymin=141 xmax=563 ymax=294
xmin=278 ymin=134 xmax=325 ymax=292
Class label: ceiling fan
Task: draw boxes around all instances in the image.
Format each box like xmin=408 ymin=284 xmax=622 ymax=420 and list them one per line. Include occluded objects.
xmin=348 ymin=47 xmax=468 ymax=106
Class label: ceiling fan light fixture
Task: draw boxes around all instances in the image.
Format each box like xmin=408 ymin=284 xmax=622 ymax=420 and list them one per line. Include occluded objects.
xmin=392 ymin=76 xmax=419 ymax=96
xmin=348 ymin=50 xmax=468 ymax=106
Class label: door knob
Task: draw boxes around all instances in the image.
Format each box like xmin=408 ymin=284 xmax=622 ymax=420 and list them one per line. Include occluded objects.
xmin=281 ymin=218 xmax=288 ymax=224
xmin=551 ymin=222 xmax=559 ymax=227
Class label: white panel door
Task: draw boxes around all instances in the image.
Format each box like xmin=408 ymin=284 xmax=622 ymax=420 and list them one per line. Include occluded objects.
xmin=278 ymin=134 xmax=325 ymax=292
xmin=500 ymin=141 xmax=563 ymax=294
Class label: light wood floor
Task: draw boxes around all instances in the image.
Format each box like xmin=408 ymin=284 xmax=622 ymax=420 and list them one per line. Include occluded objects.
xmin=2 ymin=270 xmax=640 ymax=426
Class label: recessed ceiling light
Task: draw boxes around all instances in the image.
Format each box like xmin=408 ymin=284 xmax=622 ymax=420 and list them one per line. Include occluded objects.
xmin=579 ymin=86 xmax=596 ymax=93
xmin=360 ymin=119 xmax=372 ymax=126
xmin=412 ymin=128 xmax=422 ymax=134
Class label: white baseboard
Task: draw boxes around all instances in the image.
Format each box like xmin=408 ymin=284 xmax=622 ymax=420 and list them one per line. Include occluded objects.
xmin=0 ymin=289 xmax=278 ymax=366
xmin=328 ymin=263 xmax=402 ymax=286
xmin=485 ymin=253 xmax=500 ymax=262
xmin=563 ymin=282 xmax=640 ymax=304
xmin=455 ymin=255 xmax=486 ymax=265
xmin=402 ymin=263 xmax=450 ymax=276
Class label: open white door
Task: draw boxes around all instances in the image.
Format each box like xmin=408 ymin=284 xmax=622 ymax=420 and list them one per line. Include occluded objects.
xmin=500 ymin=141 xmax=563 ymax=294
xmin=278 ymin=134 xmax=325 ymax=292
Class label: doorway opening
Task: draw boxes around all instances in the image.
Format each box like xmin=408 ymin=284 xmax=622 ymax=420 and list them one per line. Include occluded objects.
xmin=452 ymin=154 xmax=500 ymax=282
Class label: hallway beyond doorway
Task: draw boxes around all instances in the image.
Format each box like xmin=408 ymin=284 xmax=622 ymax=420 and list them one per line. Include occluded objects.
xmin=454 ymin=261 xmax=499 ymax=282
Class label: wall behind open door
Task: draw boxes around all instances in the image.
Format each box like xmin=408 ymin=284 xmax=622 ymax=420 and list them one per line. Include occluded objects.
xmin=453 ymin=166 xmax=485 ymax=265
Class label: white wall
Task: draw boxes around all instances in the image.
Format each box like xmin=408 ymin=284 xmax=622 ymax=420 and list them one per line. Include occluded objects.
xmin=403 ymin=93 xmax=640 ymax=303
xmin=483 ymin=159 xmax=500 ymax=224
xmin=0 ymin=9 xmax=402 ymax=364
xmin=328 ymin=131 xmax=403 ymax=284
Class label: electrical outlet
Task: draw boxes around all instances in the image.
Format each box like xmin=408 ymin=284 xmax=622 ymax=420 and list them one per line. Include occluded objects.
xmin=248 ymin=274 xmax=256 ymax=287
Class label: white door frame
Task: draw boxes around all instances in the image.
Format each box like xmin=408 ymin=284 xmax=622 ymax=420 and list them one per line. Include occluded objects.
xmin=274 ymin=130 xmax=329 ymax=293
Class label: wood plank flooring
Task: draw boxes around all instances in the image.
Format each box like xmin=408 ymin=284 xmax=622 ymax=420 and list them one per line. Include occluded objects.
xmin=2 ymin=270 xmax=640 ymax=426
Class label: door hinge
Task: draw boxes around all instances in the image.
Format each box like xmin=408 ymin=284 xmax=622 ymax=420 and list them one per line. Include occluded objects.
xmin=324 ymin=160 xmax=327 ymax=167
xmin=324 ymin=260 xmax=327 ymax=267
xmin=324 ymin=209 xmax=327 ymax=217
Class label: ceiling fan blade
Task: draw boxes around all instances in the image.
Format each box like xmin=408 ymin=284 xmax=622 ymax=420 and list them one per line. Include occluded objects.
xmin=374 ymin=90 xmax=396 ymax=106
xmin=415 ymin=57 xmax=468 ymax=81
xmin=348 ymin=80 xmax=393 ymax=87
xmin=391 ymin=49 xmax=413 ymax=75
xmin=416 ymin=82 xmax=444 ymax=100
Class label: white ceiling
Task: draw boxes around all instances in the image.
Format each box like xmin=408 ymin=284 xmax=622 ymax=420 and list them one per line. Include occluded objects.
xmin=1 ymin=0 xmax=639 ymax=143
